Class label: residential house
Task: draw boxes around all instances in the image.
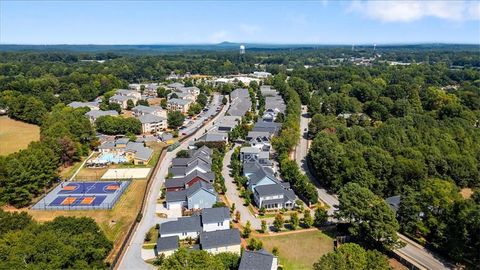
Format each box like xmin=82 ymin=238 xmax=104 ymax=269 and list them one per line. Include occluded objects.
xmin=253 ymin=183 xmax=296 ymax=209
xmin=165 ymin=181 xmax=217 ymax=210
xmin=169 ymin=160 xmax=211 ymax=178
xmin=252 ymin=71 xmax=272 ymax=78
xmin=124 ymin=142 xmax=154 ymax=165
xmin=196 ymin=132 xmax=228 ymax=143
xmin=156 ymin=236 xmax=179 ymax=257
xmin=239 ymin=249 xmax=278 ymax=270
xmin=84 ymin=110 xmax=118 ymax=124
xmin=159 ymin=216 xmax=202 ymax=239
xmin=247 ymin=166 xmax=280 ymax=191
xmin=215 ymin=116 xmax=241 ymax=133
xmin=199 ymin=229 xmax=241 ymax=255
xmin=165 ymin=171 xmax=215 ymax=191
xmin=116 ymin=89 xmax=142 ymax=100
xmin=240 ymin=147 xmax=271 ymax=167
xmin=201 ymin=207 xmax=230 ymax=232
xmin=167 ymin=98 xmax=192 ymax=113
xmin=242 ymin=161 xmax=274 ymax=178
xmin=252 ymin=121 xmax=282 ymax=135
xmin=166 ymin=82 xmax=184 ymax=91
xmin=132 ymin=105 xmax=166 ymax=118
xmin=138 ymin=114 xmax=167 ymax=134
xmin=109 ymin=95 xmax=134 ymax=109
xmin=68 ymin=101 xmax=100 ymax=111
xmin=246 ymin=131 xmax=271 ymax=150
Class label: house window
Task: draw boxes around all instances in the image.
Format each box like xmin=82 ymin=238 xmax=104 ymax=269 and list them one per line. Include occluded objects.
xmin=182 ymin=232 xmax=187 ymax=236
xmin=218 ymin=221 xmax=223 ymax=226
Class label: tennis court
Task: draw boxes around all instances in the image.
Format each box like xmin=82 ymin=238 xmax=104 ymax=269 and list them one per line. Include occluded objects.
xmin=32 ymin=181 xmax=130 ymax=210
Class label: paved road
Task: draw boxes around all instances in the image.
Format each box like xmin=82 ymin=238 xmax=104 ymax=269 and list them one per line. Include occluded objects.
xmin=223 ymin=145 xmax=262 ymax=230
xmin=181 ymin=94 xmax=222 ymax=136
xmin=295 ymin=105 xmax=339 ymax=215
xmin=117 ymin=97 xmax=229 ymax=270
xmin=295 ymin=105 xmax=450 ymax=270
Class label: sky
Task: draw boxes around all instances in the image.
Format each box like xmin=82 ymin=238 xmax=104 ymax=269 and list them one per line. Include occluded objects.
xmin=1 ymin=0 xmax=479 ymax=45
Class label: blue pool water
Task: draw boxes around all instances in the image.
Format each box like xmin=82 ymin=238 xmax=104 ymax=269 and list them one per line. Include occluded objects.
xmin=98 ymin=153 xmax=127 ymax=163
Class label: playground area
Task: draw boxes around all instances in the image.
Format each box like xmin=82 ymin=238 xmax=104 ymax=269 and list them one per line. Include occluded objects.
xmin=32 ymin=181 xmax=131 ymax=210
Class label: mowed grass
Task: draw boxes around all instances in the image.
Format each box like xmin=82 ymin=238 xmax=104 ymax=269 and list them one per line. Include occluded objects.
xmin=260 ymin=229 xmax=334 ymax=270
xmin=25 ymin=179 xmax=148 ymax=264
xmin=0 ymin=116 xmax=40 ymax=155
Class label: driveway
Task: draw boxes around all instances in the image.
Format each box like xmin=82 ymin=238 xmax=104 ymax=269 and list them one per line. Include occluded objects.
xmin=223 ymin=146 xmax=261 ymax=230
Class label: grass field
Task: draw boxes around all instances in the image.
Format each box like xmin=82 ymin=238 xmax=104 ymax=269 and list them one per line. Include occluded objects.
xmin=0 ymin=116 xmax=40 ymax=155
xmin=260 ymin=229 xmax=334 ymax=270
xmin=24 ymin=179 xmax=148 ymax=264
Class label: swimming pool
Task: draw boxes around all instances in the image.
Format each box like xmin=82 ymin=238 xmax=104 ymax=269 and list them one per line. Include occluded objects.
xmin=97 ymin=153 xmax=128 ymax=163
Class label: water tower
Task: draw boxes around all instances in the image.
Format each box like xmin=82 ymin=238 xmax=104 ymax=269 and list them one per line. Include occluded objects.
xmin=239 ymin=44 xmax=245 ymax=55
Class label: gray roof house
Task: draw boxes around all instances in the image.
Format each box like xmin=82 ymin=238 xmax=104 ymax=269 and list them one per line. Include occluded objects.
xmin=201 ymin=207 xmax=231 ymax=232
xmin=252 ymin=121 xmax=282 ymax=135
xmin=125 ymin=142 xmax=154 ymax=163
xmin=253 ymin=183 xmax=296 ymax=210
xmin=196 ymin=132 xmax=228 ymax=143
xmin=199 ymin=228 xmax=241 ymax=254
xmin=132 ymin=105 xmax=165 ymax=117
xmin=247 ymin=166 xmax=280 ymax=191
xmin=386 ymin=195 xmax=401 ymax=213
xmin=156 ymin=236 xmax=179 ymax=257
xmin=85 ymin=110 xmax=118 ymax=123
xmin=243 ymin=161 xmax=274 ymax=178
xmin=189 ymin=145 xmax=213 ymax=158
xmin=166 ymin=181 xmax=217 ymax=210
xmin=159 ymin=216 xmax=202 ymax=239
xmin=68 ymin=101 xmax=100 ymax=110
xmin=171 ymin=155 xmax=211 ymax=167
xmin=165 ymin=170 xmax=215 ymax=191
xmin=169 ymin=161 xmax=211 ymax=178
xmin=138 ymin=114 xmax=166 ymax=124
xmin=239 ymin=249 xmax=278 ymax=270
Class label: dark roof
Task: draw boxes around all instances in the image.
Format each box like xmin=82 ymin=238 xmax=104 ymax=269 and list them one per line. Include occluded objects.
xmin=248 ymin=167 xmax=279 ymax=188
xmin=171 ymin=156 xmax=211 ymax=167
xmin=190 ymin=145 xmax=213 ymax=157
xmin=165 ymin=189 xmax=187 ymax=202
xmin=169 ymin=161 xmax=211 ymax=176
xmin=254 ymin=184 xmax=285 ymax=197
xmin=239 ymin=249 xmax=275 ymax=270
xmin=243 ymin=161 xmax=274 ymax=176
xmin=156 ymin=236 xmax=179 ymax=252
xmin=199 ymin=229 xmax=241 ymax=249
xmin=201 ymin=207 xmax=230 ymax=224
xmin=159 ymin=216 xmax=202 ymax=235
xmin=186 ymin=181 xmax=216 ymax=198
xmin=252 ymin=121 xmax=281 ymax=134
xmin=386 ymin=195 xmax=401 ymax=212
xmin=165 ymin=170 xmax=215 ymax=189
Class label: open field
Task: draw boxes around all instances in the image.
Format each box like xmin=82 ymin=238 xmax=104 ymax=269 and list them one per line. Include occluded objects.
xmin=0 ymin=116 xmax=40 ymax=155
xmin=22 ymin=179 xmax=147 ymax=264
xmin=259 ymin=229 xmax=334 ymax=270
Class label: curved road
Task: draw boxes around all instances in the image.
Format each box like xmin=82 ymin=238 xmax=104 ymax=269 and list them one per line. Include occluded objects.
xmin=295 ymin=105 xmax=451 ymax=270
xmin=117 ymin=96 xmax=228 ymax=270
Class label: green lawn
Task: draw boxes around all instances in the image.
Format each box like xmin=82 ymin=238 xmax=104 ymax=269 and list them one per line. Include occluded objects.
xmin=260 ymin=229 xmax=334 ymax=270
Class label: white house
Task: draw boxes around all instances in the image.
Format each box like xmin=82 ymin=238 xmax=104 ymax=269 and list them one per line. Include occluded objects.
xmin=200 ymin=207 xmax=230 ymax=232
xmin=199 ymin=229 xmax=241 ymax=255
xmin=167 ymin=98 xmax=192 ymax=113
xmin=132 ymin=105 xmax=166 ymax=118
xmin=159 ymin=216 xmax=202 ymax=240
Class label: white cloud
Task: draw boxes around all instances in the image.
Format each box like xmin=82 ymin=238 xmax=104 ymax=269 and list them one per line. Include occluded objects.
xmin=208 ymin=30 xmax=231 ymax=43
xmin=347 ymin=0 xmax=480 ymax=22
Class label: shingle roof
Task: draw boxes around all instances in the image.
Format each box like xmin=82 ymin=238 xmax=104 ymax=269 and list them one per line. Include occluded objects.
xmin=199 ymin=228 xmax=241 ymax=249
xmin=165 ymin=189 xmax=187 ymax=202
xmin=85 ymin=110 xmax=118 ymax=118
xmin=133 ymin=105 xmax=162 ymax=114
xmin=239 ymin=249 xmax=275 ymax=270
xmin=243 ymin=161 xmax=274 ymax=176
xmin=138 ymin=114 xmax=166 ymax=124
xmin=125 ymin=142 xmax=153 ymax=161
xmin=169 ymin=162 xmax=211 ymax=176
xmin=197 ymin=132 xmax=227 ymax=142
xmin=386 ymin=195 xmax=401 ymax=212
xmin=186 ymin=181 xmax=216 ymax=198
xmin=241 ymin=147 xmax=260 ymax=154
xmin=201 ymin=207 xmax=230 ymax=224
xmin=160 ymin=216 xmax=202 ymax=235
xmin=110 ymin=94 xmax=131 ymax=102
xmin=171 ymin=156 xmax=211 ymax=167
xmin=165 ymin=171 xmax=215 ymax=189
xmin=248 ymin=167 xmax=279 ymax=187
xmin=168 ymin=98 xmax=191 ymax=106
xmin=254 ymin=184 xmax=285 ymax=197
xmin=156 ymin=236 xmax=179 ymax=252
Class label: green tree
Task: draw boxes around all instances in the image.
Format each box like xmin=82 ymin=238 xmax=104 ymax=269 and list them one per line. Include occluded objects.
xmin=335 ymin=183 xmax=399 ymax=249
xmin=314 ymin=207 xmax=328 ymax=227
xmin=167 ymin=111 xmax=185 ymax=129
xmin=303 ymin=209 xmax=313 ymax=228
xmin=289 ymin=212 xmax=299 ymax=230
xmin=242 ymin=220 xmax=251 ymax=238
xmin=313 ymin=243 xmax=391 ymax=270
xmin=247 ymin=238 xmax=263 ymax=251
xmin=261 ymin=220 xmax=267 ymax=233
xmin=273 ymin=214 xmax=284 ymax=232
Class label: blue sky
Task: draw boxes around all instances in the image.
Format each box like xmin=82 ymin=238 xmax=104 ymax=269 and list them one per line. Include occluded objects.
xmin=1 ymin=1 xmax=479 ymax=44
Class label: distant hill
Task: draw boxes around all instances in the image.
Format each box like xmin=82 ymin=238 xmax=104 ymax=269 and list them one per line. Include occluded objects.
xmin=0 ymin=43 xmax=477 ymax=54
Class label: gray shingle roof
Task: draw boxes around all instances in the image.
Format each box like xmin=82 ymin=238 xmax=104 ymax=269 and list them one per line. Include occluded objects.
xmin=168 ymin=98 xmax=191 ymax=106
xmin=133 ymin=105 xmax=163 ymax=114
xmin=197 ymin=132 xmax=227 ymax=142
xmin=254 ymin=184 xmax=285 ymax=197
xmin=138 ymin=114 xmax=166 ymax=124
xmin=165 ymin=171 xmax=215 ymax=189
xmin=186 ymin=181 xmax=216 ymax=198
xmin=239 ymin=249 xmax=275 ymax=270
xmin=110 ymin=94 xmax=131 ymax=102
xmin=160 ymin=216 xmax=202 ymax=235
xmin=248 ymin=167 xmax=279 ymax=187
xmin=241 ymin=147 xmax=260 ymax=154
xmin=201 ymin=207 xmax=230 ymax=224
xmin=171 ymin=156 xmax=211 ymax=167
xmin=169 ymin=161 xmax=211 ymax=176
xmin=199 ymin=228 xmax=241 ymax=249
xmin=125 ymin=142 xmax=153 ymax=161
xmin=85 ymin=110 xmax=118 ymax=118
xmin=252 ymin=121 xmax=282 ymax=135
xmin=156 ymin=236 xmax=179 ymax=252
xmin=165 ymin=189 xmax=187 ymax=202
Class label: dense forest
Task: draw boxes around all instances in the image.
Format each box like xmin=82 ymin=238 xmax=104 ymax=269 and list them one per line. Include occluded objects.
xmin=0 ymin=210 xmax=112 ymax=269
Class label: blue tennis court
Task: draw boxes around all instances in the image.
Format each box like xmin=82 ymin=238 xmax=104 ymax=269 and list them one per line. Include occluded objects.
xmin=32 ymin=180 xmax=131 ymax=210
